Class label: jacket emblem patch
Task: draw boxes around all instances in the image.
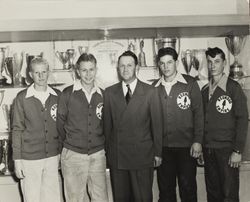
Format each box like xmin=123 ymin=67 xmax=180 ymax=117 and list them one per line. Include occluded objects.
xmin=96 ymin=102 xmax=103 ymax=120
xmin=216 ymin=95 xmax=232 ymax=113
xmin=50 ymin=104 xmax=57 ymax=121
xmin=177 ymin=92 xmax=191 ymax=110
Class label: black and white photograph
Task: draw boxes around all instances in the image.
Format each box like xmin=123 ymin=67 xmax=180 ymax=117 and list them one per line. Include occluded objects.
xmin=0 ymin=0 xmax=249 ymax=201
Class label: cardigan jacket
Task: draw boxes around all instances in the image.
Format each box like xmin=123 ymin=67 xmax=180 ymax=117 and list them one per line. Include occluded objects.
xmin=12 ymin=87 xmax=61 ymax=160
xmin=152 ymin=74 xmax=204 ymax=147
xmin=202 ymin=77 xmax=248 ymax=153
xmin=57 ymin=85 xmax=104 ymax=155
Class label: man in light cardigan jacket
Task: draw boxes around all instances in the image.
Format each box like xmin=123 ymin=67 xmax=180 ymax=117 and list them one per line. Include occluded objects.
xmin=12 ymin=57 xmax=61 ymax=202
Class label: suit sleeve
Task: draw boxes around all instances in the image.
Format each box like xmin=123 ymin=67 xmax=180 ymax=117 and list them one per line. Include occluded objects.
xmin=149 ymin=88 xmax=163 ymax=157
xmin=12 ymin=95 xmax=25 ymax=160
xmin=103 ymin=89 xmax=113 ymax=155
xmin=56 ymin=90 xmax=68 ymax=151
xmin=233 ymin=84 xmax=249 ymax=153
xmin=190 ymin=81 xmax=204 ymax=144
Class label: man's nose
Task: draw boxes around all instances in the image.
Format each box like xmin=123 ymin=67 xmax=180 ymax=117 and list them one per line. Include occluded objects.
xmin=211 ymin=62 xmax=216 ymax=68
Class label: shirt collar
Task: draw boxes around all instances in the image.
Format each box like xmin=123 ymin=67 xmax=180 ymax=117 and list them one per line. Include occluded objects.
xmin=155 ymin=72 xmax=187 ymax=87
xmin=72 ymin=79 xmax=102 ymax=96
xmin=209 ymin=73 xmax=228 ymax=92
xmin=122 ymin=78 xmax=138 ymax=94
xmin=25 ymin=83 xmax=57 ymax=98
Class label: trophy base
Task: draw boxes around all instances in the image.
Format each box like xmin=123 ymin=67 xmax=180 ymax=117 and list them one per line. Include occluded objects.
xmin=3 ymin=169 xmax=11 ymax=175
xmin=229 ymin=63 xmax=244 ymax=80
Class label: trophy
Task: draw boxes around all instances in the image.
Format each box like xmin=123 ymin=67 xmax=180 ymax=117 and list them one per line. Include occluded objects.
xmin=0 ymin=139 xmax=11 ymax=175
xmin=5 ymin=57 xmax=14 ymax=85
xmin=2 ymin=104 xmax=10 ymax=132
xmin=26 ymin=52 xmax=43 ymax=84
xmin=67 ymin=49 xmax=76 ymax=69
xmin=109 ymin=52 xmax=117 ymax=66
xmin=0 ymin=47 xmax=9 ymax=86
xmin=78 ymin=46 xmax=89 ymax=55
xmin=13 ymin=52 xmax=25 ymax=87
xmin=225 ymin=35 xmax=247 ymax=80
xmin=55 ymin=51 xmax=69 ymax=70
xmin=127 ymin=39 xmax=136 ymax=53
xmin=153 ymin=37 xmax=180 ymax=65
xmin=138 ymin=39 xmax=147 ymax=67
xmin=192 ymin=49 xmax=207 ymax=80
xmin=181 ymin=49 xmax=195 ymax=75
xmin=0 ymin=90 xmax=4 ymax=106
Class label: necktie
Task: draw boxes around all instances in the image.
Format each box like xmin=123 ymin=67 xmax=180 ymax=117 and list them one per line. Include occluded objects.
xmin=125 ymin=84 xmax=132 ymax=104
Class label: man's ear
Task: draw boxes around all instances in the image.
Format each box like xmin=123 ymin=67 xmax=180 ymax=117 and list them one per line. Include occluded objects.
xmin=136 ymin=65 xmax=140 ymax=75
xmin=224 ymin=59 xmax=227 ymax=67
xmin=76 ymin=69 xmax=80 ymax=77
xmin=176 ymin=60 xmax=179 ymax=67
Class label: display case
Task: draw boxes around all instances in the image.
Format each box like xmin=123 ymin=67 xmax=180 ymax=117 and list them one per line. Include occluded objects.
xmin=0 ymin=0 xmax=249 ymax=201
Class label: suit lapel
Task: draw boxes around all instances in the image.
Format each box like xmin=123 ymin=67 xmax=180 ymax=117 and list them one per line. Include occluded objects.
xmin=112 ymin=82 xmax=127 ymax=116
xmin=111 ymin=80 xmax=146 ymax=126
xmin=121 ymin=80 xmax=145 ymax=121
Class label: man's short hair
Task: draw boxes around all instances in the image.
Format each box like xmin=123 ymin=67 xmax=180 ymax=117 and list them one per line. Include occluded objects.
xmin=76 ymin=53 xmax=97 ymax=69
xmin=118 ymin=51 xmax=138 ymax=66
xmin=205 ymin=47 xmax=226 ymax=60
xmin=157 ymin=47 xmax=178 ymax=62
xmin=29 ymin=57 xmax=49 ymax=72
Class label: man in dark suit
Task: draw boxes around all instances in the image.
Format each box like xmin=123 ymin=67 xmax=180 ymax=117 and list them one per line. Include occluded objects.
xmin=104 ymin=51 xmax=163 ymax=202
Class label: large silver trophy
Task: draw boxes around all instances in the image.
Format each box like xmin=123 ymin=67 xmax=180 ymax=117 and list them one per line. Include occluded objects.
xmin=0 ymin=139 xmax=11 ymax=175
xmin=55 ymin=51 xmax=69 ymax=70
xmin=67 ymin=49 xmax=76 ymax=69
xmin=181 ymin=49 xmax=195 ymax=75
xmin=0 ymin=90 xmax=11 ymax=175
xmin=13 ymin=52 xmax=25 ymax=87
xmin=138 ymin=39 xmax=147 ymax=67
xmin=193 ymin=49 xmax=207 ymax=80
xmin=225 ymin=35 xmax=247 ymax=80
xmin=153 ymin=37 xmax=180 ymax=65
xmin=55 ymin=49 xmax=76 ymax=70
xmin=5 ymin=57 xmax=14 ymax=85
xmin=127 ymin=39 xmax=136 ymax=53
xmin=0 ymin=47 xmax=9 ymax=86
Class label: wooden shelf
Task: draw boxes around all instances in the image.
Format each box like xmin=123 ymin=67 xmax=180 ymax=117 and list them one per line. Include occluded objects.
xmin=0 ymin=15 xmax=249 ymax=42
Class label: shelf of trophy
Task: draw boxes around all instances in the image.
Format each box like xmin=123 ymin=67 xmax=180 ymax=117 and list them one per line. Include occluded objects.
xmin=0 ymin=89 xmax=18 ymax=177
xmin=0 ymin=131 xmax=14 ymax=177
xmin=0 ymin=14 xmax=248 ymax=42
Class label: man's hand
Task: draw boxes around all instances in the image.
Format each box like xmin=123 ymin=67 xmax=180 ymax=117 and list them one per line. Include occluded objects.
xmin=190 ymin=143 xmax=202 ymax=158
xmin=154 ymin=156 xmax=162 ymax=167
xmin=14 ymin=160 xmax=25 ymax=179
xmin=228 ymin=152 xmax=242 ymax=168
